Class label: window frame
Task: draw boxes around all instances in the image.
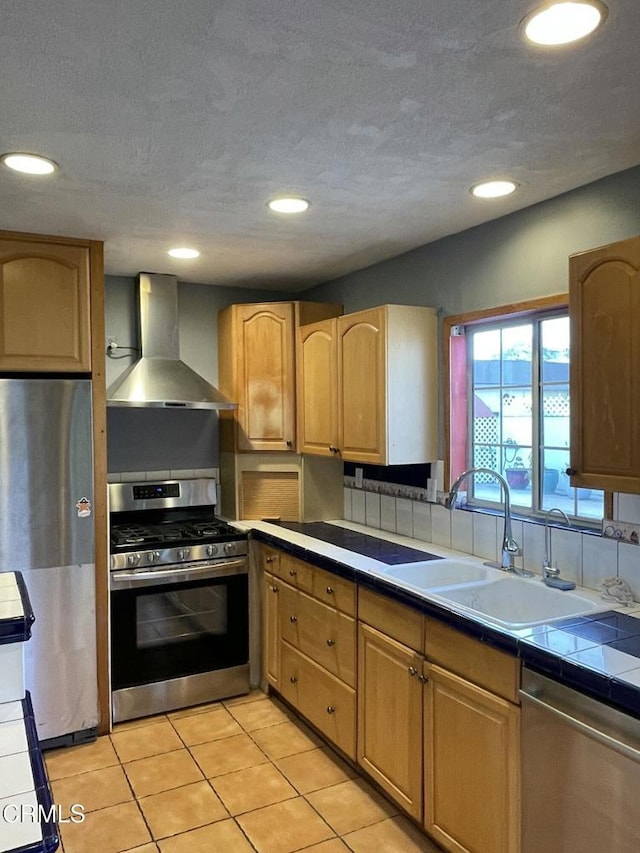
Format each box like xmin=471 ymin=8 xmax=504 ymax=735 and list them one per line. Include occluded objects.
xmin=443 ymin=293 xmax=612 ymax=524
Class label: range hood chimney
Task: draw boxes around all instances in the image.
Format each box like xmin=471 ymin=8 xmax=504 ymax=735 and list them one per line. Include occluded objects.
xmin=107 ymin=273 xmax=236 ymax=410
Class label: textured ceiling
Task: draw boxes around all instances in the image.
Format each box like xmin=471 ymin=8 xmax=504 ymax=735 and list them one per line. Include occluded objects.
xmin=1 ymin=0 xmax=639 ymax=291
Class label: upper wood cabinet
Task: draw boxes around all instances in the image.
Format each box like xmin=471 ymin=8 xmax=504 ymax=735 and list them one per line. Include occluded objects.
xmin=0 ymin=232 xmax=95 ymax=372
xmin=569 ymin=234 xmax=640 ymax=493
xmin=338 ymin=305 xmax=438 ymax=465
xmin=219 ymin=301 xmax=341 ymax=452
xmin=297 ymin=317 xmax=339 ymax=457
xmin=298 ymin=305 xmax=438 ymax=465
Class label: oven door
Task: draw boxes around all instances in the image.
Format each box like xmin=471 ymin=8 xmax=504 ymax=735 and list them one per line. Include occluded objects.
xmin=110 ymin=561 xmax=249 ymax=692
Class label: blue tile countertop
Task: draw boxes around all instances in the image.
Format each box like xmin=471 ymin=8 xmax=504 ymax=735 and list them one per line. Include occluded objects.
xmin=0 ymin=574 xmax=35 ymax=646
xmin=0 ymin=693 xmax=59 ymax=853
xmin=240 ymin=519 xmax=640 ymax=719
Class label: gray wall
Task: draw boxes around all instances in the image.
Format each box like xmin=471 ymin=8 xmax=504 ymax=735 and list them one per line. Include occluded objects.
xmin=303 ymin=165 xmax=640 ymax=315
xmin=105 ymin=277 xmax=292 ymax=473
xmin=105 ymin=165 xmax=640 ymax=473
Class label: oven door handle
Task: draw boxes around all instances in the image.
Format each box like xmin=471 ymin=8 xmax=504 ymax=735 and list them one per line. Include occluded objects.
xmin=111 ymin=558 xmax=247 ymax=584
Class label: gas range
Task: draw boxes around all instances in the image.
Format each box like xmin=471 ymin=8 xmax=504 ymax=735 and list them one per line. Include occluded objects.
xmin=109 ymin=479 xmax=247 ymax=572
xmin=108 ymin=478 xmax=250 ymax=722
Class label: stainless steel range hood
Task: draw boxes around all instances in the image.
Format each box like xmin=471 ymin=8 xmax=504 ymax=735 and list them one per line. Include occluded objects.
xmin=107 ymin=273 xmax=237 ymax=410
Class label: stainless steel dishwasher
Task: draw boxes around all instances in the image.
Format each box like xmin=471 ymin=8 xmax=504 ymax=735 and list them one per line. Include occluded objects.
xmin=521 ymin=669 xmax=640 ymax=852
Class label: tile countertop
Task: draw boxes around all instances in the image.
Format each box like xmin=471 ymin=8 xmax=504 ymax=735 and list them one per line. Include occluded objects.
xmin=0 ymin=573 xmax=58 ymax=853
xmin=237 ymin=519 xmax=640 ymax=718
xmin=0 ymin=694 xmax=59 ymax=853
xmin=0 ymin=573 xmax=35 ymax=646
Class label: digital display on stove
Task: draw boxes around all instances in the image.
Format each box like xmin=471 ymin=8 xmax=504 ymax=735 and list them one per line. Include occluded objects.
xmin=132 ymin=483 xmax=180 ymax=500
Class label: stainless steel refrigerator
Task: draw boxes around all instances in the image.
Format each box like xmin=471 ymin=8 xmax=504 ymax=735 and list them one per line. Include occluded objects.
xmin=0 ymin=378 xmax=98 ymax=746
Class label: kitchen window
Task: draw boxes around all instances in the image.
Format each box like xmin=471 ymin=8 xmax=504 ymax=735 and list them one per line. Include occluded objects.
xmin=445 ymin=295 xmax=607 ymax=525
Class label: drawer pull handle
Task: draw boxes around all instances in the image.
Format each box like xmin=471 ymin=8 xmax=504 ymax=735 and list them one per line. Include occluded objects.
xmin=326 ymin=586 xmax=334 ymax=594
xmin=418 ymin=674 xmax=428 ymax=684
xmin=326 ymin=706 xmax=335 ymax=714
xmin=326 ymin=639 xmax=335 ymax=647
xmin=271 ymin=585 xmax=279 ymax=593
xmin=289 ymin=569 xmax=297 ymax=577
xmin=290 ymin=676 xmax=297 ymax=684
xmin=290 ymin=615 xmax=298 ymax=623
xmin=408 ymin=666 xmax=418 ymax=677
xmin=266 ymin=556 xmax=275 ymax=563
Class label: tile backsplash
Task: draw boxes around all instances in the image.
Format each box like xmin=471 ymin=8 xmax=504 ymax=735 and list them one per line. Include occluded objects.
xmin=342 ymin=487 xmax=640 ymax=602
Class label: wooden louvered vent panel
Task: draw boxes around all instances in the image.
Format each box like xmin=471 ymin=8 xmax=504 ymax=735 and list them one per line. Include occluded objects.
xmin=240 ymin=471 xmax=300 ymax=521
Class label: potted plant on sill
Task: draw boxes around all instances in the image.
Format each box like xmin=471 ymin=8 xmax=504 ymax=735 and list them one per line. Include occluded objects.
xmin=505 ymin=456 xmax=530 ymax=490
xmin=503 ymin=440 xmax=531 ymax=490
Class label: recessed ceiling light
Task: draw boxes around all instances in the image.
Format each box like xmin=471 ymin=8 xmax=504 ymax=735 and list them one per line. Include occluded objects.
xmin=267 ymin=197 xmax=310 ymax=214
xmin=1 ymin=152 xmax=58 ymax=175
xmin=470 ymin=180 xmax=518 ymax=199
xmin=523 ymin=2 xmax=607 ymax=46
xmin=167 ymin=247 xmax=200 ymax=259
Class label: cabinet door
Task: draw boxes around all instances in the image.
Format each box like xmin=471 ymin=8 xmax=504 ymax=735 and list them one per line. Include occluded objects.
xmin=569 ymin=235 xmax=640 ymax=492
xmin=357 ymin=623 xmax=423 ymax=819
xmin=338 ymin=308 xmax=387 ymax=464
xmin=297 ymin=318 xmax=339 ymax=457
xmin=262 ymin=571 xmax=281 ymax=689
xmin=235 ymin=303 xmax=295 ymax=451
xmin=424 ymin=663 xmax=520 ymax=853
xmin=0 ymin=238 xmax=91 ymax=371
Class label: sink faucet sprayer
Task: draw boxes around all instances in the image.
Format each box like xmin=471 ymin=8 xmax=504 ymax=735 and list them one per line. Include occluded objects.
xmin=445 ymin=467 xmax=534 ymax=577
xmin=542 ymin=507 xmax=576 ymax=590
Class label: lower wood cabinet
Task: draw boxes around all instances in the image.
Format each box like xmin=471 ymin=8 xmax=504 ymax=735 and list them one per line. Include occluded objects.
xmin=423 ymin=663 xmax=520 ymax=853
xmin=259 ymin=545 xmax=522 ymax=853
xmin=280 ymin=641 xmax=356 ymax=758
xmin=357 ymin=622 xmax=423 ymax=819
xmin=262 ymin=571 xmax=280 ymax=690
xmin=280 ymin=585 xmax=356 ymax=687
xmin=259 ymin=542 xmax=357 ymax=759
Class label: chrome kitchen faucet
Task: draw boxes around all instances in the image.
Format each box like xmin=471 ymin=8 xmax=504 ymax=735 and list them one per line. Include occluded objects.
xmin=445 ymin=467 xmax=534 ymax=577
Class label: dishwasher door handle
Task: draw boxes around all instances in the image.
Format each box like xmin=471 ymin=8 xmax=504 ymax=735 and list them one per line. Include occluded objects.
xmin=521 ymin=690 xmax=640 ymax=764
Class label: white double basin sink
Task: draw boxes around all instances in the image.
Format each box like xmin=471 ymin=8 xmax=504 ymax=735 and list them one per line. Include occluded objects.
xmin=380 ymin=558 xmax=604 ymax=630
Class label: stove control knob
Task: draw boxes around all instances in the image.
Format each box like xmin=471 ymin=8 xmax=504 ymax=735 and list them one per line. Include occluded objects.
xmin=206 ymin=544 xmax=219 ymax=557
xmin=127 ymin=553 xmax=141 ymax=567
xmin=177 ymin=548 xmax=191 ymax=561
xmin=224 ymin=542 xmax=236 ymax=556
xmin=148 ymin=551 xmax=160 ymax=564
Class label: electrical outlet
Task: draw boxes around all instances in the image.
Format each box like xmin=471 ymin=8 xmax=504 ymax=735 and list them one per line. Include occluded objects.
xmin=602 ymin=519 xmax=640 ymax=545
xmin=106 ymin=336 xmax=118 ymax=354
xmin=355 ymin=467 xmax=364 ymax=489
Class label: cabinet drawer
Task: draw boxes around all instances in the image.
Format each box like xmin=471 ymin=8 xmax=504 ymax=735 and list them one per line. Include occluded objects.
xmin=280 ymin=586 xmax=356 ymax=687
xmin=257 ymin=544 xmax=284 ymax=575
xmin=425 ymin=617 xmax=520 ymax=703
xmin=280 ymin=641 xmax=356 ymax=759
xmin=272 ymin=552 xmax=314 ymax=594
xmin=358 ymin=587 xmax=424 ymax=652
xmin=312 ymin=566 xmax=356 ymax=616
